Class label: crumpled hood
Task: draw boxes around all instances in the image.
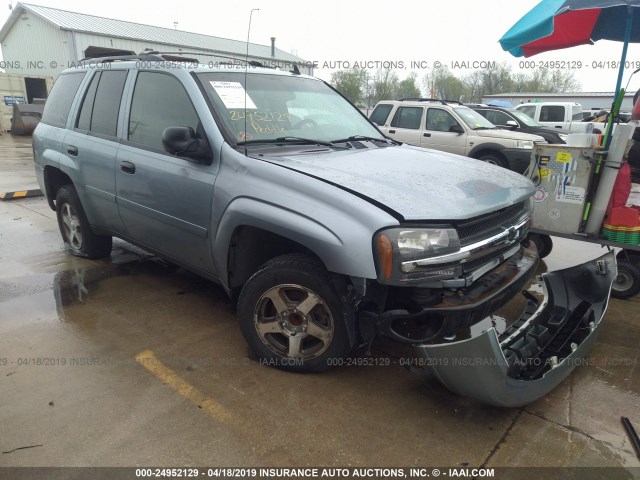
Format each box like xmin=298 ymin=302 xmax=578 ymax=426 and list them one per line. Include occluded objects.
xmin=260 ymin=145 xmax=534 ymax=221
xmin=475 ymin=128 xmax=545 ymax=142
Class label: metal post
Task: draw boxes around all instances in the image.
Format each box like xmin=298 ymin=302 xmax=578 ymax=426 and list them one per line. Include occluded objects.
xmin=606 ymin=5 xmax=634 ymax=148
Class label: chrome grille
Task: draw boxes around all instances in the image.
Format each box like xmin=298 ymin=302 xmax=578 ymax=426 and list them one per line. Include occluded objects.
xmin=457 ymin=202 xmax=527 ymax=247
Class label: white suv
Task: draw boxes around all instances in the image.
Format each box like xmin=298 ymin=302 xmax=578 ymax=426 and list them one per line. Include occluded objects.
xmin=370 ymin=99 xmax=546 ymax=173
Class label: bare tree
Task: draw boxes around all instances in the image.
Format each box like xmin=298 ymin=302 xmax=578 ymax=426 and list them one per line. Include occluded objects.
xmin=372 ymin=68 xmax=400 ymax=102
xmin=424 ymin=67 xmax=470 ymax=102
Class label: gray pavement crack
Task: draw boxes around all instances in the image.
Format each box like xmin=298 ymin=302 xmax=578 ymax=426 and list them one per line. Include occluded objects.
xmin=525 ymin=409 xmax=640 ymax=458
xmin=480 ymin=408 xmax=523 ymax=468
xmin=2 ymin=444 xmax=43 ymax=454
xmin=524 ymin=409 xmax=597 ymax=441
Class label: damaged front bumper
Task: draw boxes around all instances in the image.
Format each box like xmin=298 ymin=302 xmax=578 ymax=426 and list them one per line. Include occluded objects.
xmin=414 ymin=251 xmax=617 ymax=407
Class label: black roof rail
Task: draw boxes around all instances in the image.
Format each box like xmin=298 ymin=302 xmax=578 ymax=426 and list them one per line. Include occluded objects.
xmin=77 ymin=50 xmax=308 ymax=74
xmin=78 ymin=53 xmax=165 ymax=63
xmin=398 ymin=97 xmax=442 ymax=103
xmin=398 ymin=97 xmax=464 ymax=105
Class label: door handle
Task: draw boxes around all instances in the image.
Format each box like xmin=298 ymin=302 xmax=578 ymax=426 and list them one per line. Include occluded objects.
xmin=67 ymin=145 xmax=78 ymax=156
xmin=388 ymin=129 xmax=396 ymax=134
xmin=120 ymin=161 xmax=136 ymax=174
xmin=423 ymin=132 xmax=431 ymax=137
xmin=555 ymin=126 xmax=562 ymax=129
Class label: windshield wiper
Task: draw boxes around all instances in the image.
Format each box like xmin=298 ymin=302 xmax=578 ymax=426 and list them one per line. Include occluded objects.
xmin=237 ymin=136 xmax=335 ymax=147
xmin=330 ymin=135 xmax=398 ymax=145
xmin=472 ymin=126 xmax=496 ymax=130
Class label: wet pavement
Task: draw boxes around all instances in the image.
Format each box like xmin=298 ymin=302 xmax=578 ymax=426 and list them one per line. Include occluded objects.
xmin=0 ymin=134 xmax=639 ymax=473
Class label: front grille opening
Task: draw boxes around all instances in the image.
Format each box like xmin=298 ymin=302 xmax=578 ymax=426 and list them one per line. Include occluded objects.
xmin=456 ymin=202 xmax=526 ymax=246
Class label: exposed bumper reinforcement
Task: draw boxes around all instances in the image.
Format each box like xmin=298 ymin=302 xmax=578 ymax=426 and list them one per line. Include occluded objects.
xmin=414 ymin=251 xmax=617 ymax=407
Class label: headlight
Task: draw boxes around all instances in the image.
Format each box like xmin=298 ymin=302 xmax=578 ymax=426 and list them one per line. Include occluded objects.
xmin=514 ymin=140 xmax=534 ymax=149
xmin=374 ymin=228 xmax=462 ymax=283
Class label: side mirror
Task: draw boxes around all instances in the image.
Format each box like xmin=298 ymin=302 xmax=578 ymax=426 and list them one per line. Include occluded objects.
xmin=506 ymin=120 xmax=518 ymax=129
xmin=449 ymin=124 xmax=464 ymax=134
xmin=162 ymin=126 xmax=212 ymax=164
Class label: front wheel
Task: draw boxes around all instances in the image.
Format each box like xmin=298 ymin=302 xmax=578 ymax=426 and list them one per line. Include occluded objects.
xmin=478 ymin=153 xmax=507 ymax=169
xmin=237 ymin=254 xmax=353 ymax=372
xmin=55 ymin=184 xmax=112 ymax=259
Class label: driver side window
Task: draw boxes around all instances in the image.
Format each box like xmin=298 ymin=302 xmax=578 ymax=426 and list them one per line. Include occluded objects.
xmin=426 ymin=109 xmax=460 ymax=132
xmin=128 ymin=72 xmax=200 ymax=150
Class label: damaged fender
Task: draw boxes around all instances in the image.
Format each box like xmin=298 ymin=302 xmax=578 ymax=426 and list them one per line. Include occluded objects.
xmin=415 ymin=251 xmax=617 ymax=407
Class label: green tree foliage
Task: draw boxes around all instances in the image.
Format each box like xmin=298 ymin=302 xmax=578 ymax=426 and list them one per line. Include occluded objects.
xmin=512 ymin=68 xmax=581 ymax=94
xmin=397 ymin=72 xmax=421 ymax=99
xmin=329 ymin=65 xmax=580 ymax=104
xmin=330 ymin=68 xmax=369 ymax=104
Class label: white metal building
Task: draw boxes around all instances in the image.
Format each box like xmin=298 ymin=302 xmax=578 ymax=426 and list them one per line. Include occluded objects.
xmin=0 ymin=3 xmax=311 ymax=78
xmin=482 ymin=92 xmax=636 ymax=111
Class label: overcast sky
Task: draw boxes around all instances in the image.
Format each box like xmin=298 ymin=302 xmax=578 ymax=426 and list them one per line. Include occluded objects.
xmin=2 ymin=0 xmax=640 ymax=93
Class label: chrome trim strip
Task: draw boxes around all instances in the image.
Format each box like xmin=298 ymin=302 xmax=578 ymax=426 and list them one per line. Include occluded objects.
xmin=401 ymin=216 xmax=529 ymax=272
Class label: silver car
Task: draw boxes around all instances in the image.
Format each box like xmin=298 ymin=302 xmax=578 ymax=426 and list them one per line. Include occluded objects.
xmin=32 ymin=54 xmax=616 ymax=407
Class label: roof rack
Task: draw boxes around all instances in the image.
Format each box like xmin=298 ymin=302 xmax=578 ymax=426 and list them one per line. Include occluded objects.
xmin=78 ymin=53 xmax=167 ymax=63
xmin=398 ymin=98 xmax=464 ymax=105
xmin=77 ymin=50 xmax=306 ymax=76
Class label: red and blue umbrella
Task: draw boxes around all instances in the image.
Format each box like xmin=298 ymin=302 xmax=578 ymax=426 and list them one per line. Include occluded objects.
xmin=500 ymin=0 xmax=640 ymax=58
xmin=500 ymin=1 xmax=640 ymax=143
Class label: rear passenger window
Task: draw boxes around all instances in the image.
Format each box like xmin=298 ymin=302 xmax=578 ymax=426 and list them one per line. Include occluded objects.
xmin=41 ymin=72 xmax=86 ymax=127
xmin=128 ymin=72 xmax=200 ymax=150
xmin=370 ymin=104 xmax=393 ymax=126
xmin=540 ymin=106 xmax=564 ymax=122
xmin=390 ymin=107 xmax=423 ymax=129
xmin=76 ymin=70 xmax=128 ymax=137
xmin=76 ymin=73 xmax=100 ymax=131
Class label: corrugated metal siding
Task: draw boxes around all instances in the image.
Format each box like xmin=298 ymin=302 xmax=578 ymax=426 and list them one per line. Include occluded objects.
xmin=2 ymin=12 xmax=69 ymax=77
xmin=22 ymin=3 xmax=303 ymax=63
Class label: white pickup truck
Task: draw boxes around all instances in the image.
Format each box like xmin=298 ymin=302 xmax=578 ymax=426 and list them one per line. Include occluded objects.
xmin=515 ymin=102 xmax=609 ymax=134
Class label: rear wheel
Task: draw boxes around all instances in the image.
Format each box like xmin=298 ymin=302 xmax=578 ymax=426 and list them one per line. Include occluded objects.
xmin=611 ymin=261 xmax=640 ymax=299
xmin=237 ymin=254 xmax=353 ymax=372
xmin=55 ymin=184 xmax=112 ymax=259
xmin=478 ymin=153 xmax=507 ymax=169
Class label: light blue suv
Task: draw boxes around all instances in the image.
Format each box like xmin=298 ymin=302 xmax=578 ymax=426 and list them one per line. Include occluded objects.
xmin=32 ymin=54 xmax=616 ymax=406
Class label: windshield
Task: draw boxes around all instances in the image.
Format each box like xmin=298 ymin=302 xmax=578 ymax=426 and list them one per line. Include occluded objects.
xmin=453 ymin=107 xmax=495 ymax=129
xmin=510 ymin=109 xmax=541 ymax=127
xmin=196 ymin=71 xmax=383 ymax=144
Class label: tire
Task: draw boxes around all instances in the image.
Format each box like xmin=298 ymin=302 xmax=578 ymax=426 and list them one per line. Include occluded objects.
xmin=611 ymin=261 xmax=640 ymax=300
xmin=55 ymin=184 xmax=112 ymax=259
xmin=528 ymin=233 xmax=553 ymax=259
xmin=237 ymin=253 xmax=353 ymax=372
xmin=478 ymin=153 xmax=507 ymax=169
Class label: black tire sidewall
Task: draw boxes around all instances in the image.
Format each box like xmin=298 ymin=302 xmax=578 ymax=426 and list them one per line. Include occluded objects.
xmin=237 ymin=256 xmax=352 ymax=372
xmin=530 ymin=234 xmax=553 ymax=259
xmin=479 ymin=153 xmax=507 ymax=169
xmin=611 ymin=262 xmax=640 ymax=299
xmin=55 ymin=185 xmax=111 ymax=259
